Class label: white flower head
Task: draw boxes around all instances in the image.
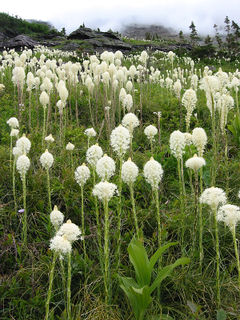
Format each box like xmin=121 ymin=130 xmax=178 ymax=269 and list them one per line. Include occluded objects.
xmin=144 ymin=125 xmax=158 ymax=141
xmin=185 ymin=154 xmax=206 ymax=171
xmin=169 ymin=130 xmax=186 ymax=159
xmin=143 ymin=157 xmax=163 ymax=190
xmin=16 ymin=154 xmax=30 ymax=180
xmin=217 ymin=204 xmax=240 ymax=232
xmin=10 ymin=128 xmax=19 ymax=137
xmin=122 ymin=113 xmax=140 ymax=136
xmin=192 ymin=127 xmax=207 ymax=156
xmin=96 ymin=154 xmax=115 ymax=181
xmin=66 ymin=142 xmax=75 ymax=151
xmin=45 ymin=134 xmax=55 ymax=143
xmin=84 ymin=128 xmax=97 ymax=137
xmin=122 ymin=158 xmax=139 ymax=185
xmin=50 ymin=235 xmax=72 ymax=255
xmin=40 ymin=149 xmax=54 ymax=169
xmin=110 ymin=125 xmax=130 ymax=157
xmin=7 ymin=117 xmax=19 ymax=128
xmin=50 ymin=205 xmax=64 ymax=229
xmin=16 ymin=134 xmax=31 ymax=154
xmin=199 ymin=187 xmax=227 ymax=211
xmin=92 ymin=181 xmax=118 ymax=202
xmin=57 ymin=219 xmax=82 ymax=242
xmin=75 ymin=163 xmax=90 ymax=187
xmin=86 ymin=144 xmax=103 ymax=168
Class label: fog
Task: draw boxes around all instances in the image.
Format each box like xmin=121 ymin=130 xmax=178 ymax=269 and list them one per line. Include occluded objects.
xmin=2 ymin=0 xmax=240 ymax=35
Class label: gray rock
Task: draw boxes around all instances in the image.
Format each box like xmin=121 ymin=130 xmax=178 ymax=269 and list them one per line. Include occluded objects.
xmin=0 ymin=34 xmax=38 ymax=50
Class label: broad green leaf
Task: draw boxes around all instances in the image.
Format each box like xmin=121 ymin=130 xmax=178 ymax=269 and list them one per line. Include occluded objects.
xmin=217 ymin=309 xmax=227 ymax=320
xmin=128 ymin=238 xmax=151 ymax=286
xmin=150 ymin=257 xmax=190 ymax=293
xmin=149 ymin=242 xmax=178 ymax=273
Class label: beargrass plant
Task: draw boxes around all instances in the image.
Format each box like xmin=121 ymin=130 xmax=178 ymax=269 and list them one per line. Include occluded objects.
xmin=119 ymin=238 xmax=190 ymax=320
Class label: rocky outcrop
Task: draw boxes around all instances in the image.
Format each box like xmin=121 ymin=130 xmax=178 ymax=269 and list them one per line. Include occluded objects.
xmin=0 ymin=34 xmax=38 ymax=50
xmin=68 ymin=27 xmax=120 ymax=41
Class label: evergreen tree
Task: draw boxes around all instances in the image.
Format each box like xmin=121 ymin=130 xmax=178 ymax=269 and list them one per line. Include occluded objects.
xmin=189 ymin=21 xmax=199 ymax=47
xmin=213 ymin=24 xmax=223 ymax=50
xmin=179 ymin=30 xmax=184 ymax=43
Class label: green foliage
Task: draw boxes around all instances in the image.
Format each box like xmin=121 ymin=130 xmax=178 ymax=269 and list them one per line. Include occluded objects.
xmin=119 ymin=238 xmax=190 ymax=320
xmin=228 ymin=114 xmax=240 ymax=146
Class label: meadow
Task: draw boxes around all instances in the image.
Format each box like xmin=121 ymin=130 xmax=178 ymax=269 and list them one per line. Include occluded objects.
xmin=1 ymin=46 xmax=240 ymax=320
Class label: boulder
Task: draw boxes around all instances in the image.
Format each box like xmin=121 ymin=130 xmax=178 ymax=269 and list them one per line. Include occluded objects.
xmin=0 ymin=34 xmax=38 ymax=50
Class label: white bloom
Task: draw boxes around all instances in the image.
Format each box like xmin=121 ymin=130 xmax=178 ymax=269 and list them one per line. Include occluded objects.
xmin=12 ymin=146 xmax=22 ymax=158
xmin=217 ymin=204 xmax=240 ymax=232
xmin=144 ymin=125 xmax=158 ymax=141
xmin=185 ymin=154 xmax=206 ymax=171
xmin=110 ymin=125 xmax=130 ymax=157
xmin=16 ymin=134 xmax=31 ymax=154
xmin=86 ymin=144 xmax=103 ymax=168
xmin=50 ymin=235 xmax=72 ymax=254
xmin=10 ymin=128 xmax=19 ymax=137
xmin=7 ymin=117 xmax=19 ymax=128
xmin=143 ymin=157 xmax=163 ymax=190
xmin=39 ymin=91 xmax=49 ymax=107
xmin=84 ymin=128 xmax=97 ymax=137
xmin=50 ymin=205 xmax=64 ymax=229
xmin=122 ymin=113 xmax=140 ymax=136
xmin=57 ymin=219 xmax=82 ymax=242
xmin=169 ymin=130 xmax=186 ymax=159
xmin=124 ymin=94 xmax=133 ymax=112
xmin=40 ymin=149 xmax=54 ymax=169
xmin=45 ymin=134 xmax=55 ymax=143
xmin=75 ymin=164 xmax=90 ymax=187
xmin=184 ymin=132 xmax=192 ymax=146
xmin=96 ymin=154 xmax=115 ymax=180
xmin=92 ymin=181 xmax=118 ymax=202
xmin=66 ymin=142 xmax=75 ymax=151
xmin=182 ymin=88 xmax=197 ymax=130
xmin=16 ymin=154 xmax=30 ymax=179
xmin=192 ymin=127 xmax=207 ymax=156
xmin=122 ymin=159 xmax=139 ymax=185
xmin=199 ymin=187 xmax=227 ymax=211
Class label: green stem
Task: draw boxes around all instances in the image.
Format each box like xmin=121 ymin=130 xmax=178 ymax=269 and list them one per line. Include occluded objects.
xmin=42 ymin=107 xmax=46 ymax=148
xmin=232 ymin=228 xmax=240 ymax=290
xmin=178 ymin=159 xmax=184 ymax=246
xmin=67 ymin=251 xmax=72 ymax=320
xmin=213 ymin=208 xmax=220 ymax=308
xmin=199 ymin=168 xmax=204 ymax=269
xmin=13 ymin=157 xmax=17 ymax=214
xmin=130 ymin=183 xmax=140 ymax=239
xmin=116 ymin=157 xmax=123 ymax=271
xmin=45 ymin=252 xmax=57 ymax=320
xmin=155 ymin=188 xmax=161 ymax=250
xmin=22 ymin=175 xmax=27 ymax=245
xmin=211 ymin=94 xmax=217 ymax=186
xmin=46 ymin=169 xmax=52 ymax=213
xmin=10 ymin=135 xmax=12 ymax=172
xmin=103 ymin=199 xmax=110 ymax=304
xmin=81 ymin=185 xmax=87 ymax=278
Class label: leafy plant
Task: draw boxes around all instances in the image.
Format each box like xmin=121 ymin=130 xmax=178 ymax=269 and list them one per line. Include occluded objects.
xmin=119 ymin=238 xmax=190 ymax=320
xmin=228 ymin=114 xmax=240 ymax=146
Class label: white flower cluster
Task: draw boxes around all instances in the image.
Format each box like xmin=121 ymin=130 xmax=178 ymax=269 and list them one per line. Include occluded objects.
xmin=192 ymin=127 xmax=207 ymax=156
xmin=217 ymin=204 xmax=240 ymax=232
xmin=16 ymin=134 xmax=31 ymax=154
xmin=143 ymin=157 xmax=163 ymax=190
xmin=121 ymin=159 xmax=139 ymax=185
xmin=169 ymin=130 xmax=186 ymax=159
xmin=92 ymin=181 xmax=118 ymax=202
xmin=45 ymin=134 xmax=55 ymax=143
xmin=122 ymin=113 xmax=140 ymax=136
xmin=10 ymin=129 xmax=19 ymax=137
xmin=50 ymin=205 xmax=64 ymax=230
xmin=7 ymin=117 xmax=19 ymax=128
xmin=84 ymin=128 xmax=97 ymax=137
xmin=96 ymin=154 xmax=115 ymax=180
xmin=57 ymin=219 xmax=82 ymax=242
xmin=110 ymin=125 xmax=130 ymax=157
xmin=199 ymin=187 xmax=227 ymax=211
xmin=185 ymin=154 xmax=206 ymax=171
xmin=50 ymin=235 xmax=72 ymax=255
xmin=16 ymin=154 xmax=30 ymax=179
xmin=86 ymin=144 xmax=103 ymax=168
xmin=39 ymin=91 xmax=49 ymax=107
xmin=40 ymin=149 xmax=54 ymax=169
xmin=75 ymin=164 xmax=90 ymax=187
xmin=182 ymin=88 xmax=197 ymax=130
xmin=66 ymin=142 xmax=75 ymax=151
xmin=144 ymin=125 xmax=158 ymax=141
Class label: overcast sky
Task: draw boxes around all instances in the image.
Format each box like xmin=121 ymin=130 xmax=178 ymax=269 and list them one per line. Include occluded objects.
xmin=1 ymin=0 xmax=240 ymax=35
